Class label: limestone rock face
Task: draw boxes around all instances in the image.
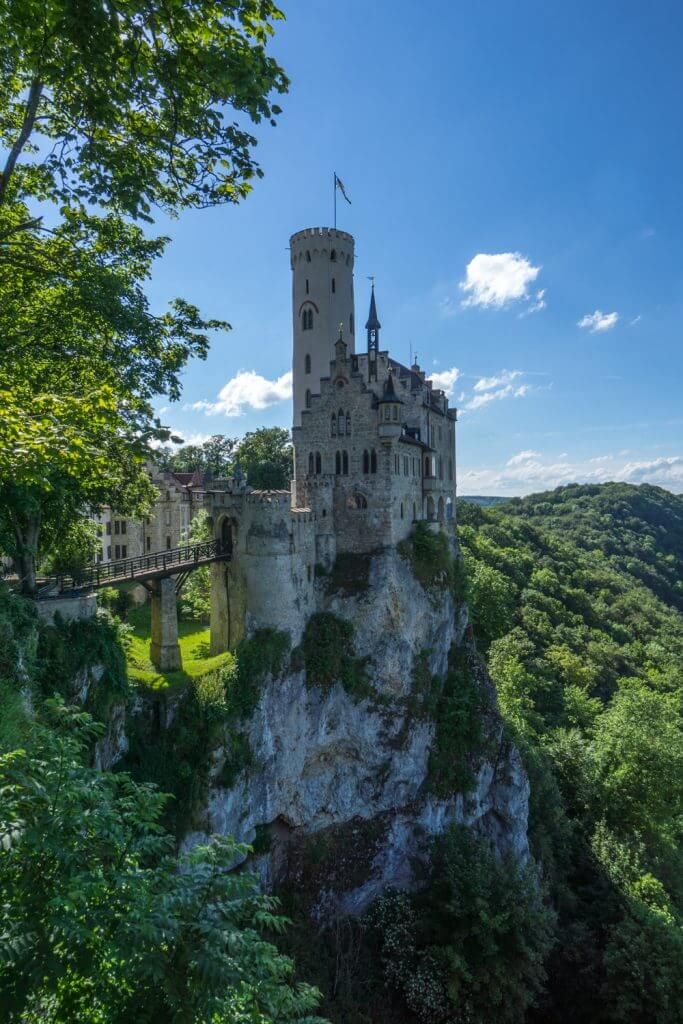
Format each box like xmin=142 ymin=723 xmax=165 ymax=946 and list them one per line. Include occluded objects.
xmin=185 ymin=549 xmax=530 ymax=916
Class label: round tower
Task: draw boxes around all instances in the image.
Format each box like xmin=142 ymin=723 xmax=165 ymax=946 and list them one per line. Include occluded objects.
xmin=290 ymin=227 xmax=355 ymax=427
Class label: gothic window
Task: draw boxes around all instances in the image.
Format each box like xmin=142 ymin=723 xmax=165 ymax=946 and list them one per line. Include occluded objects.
xmin=332 ymin=277 xmax=336 ymax=293
xmin=335 ymin=451 xmax=341 ymax=475
xmin=315 ymin=452 xmax=322 ymax=474
xmin=363 ymin=450 xmax=369 ymax=474
xmin=342 ymin=450 xmax=349 ymax=475
xmin=330 ymin=249 xmax=337 ymax=262
xmin=305 ymin=353 xmax=311 ymax=374
xmin=331 ymin=413 xmax=337 ymax=437
xmin=308 ymin=452 xmax=314 ymax=474
xmin=346 ymin=412 xmax=351 ymax=434
xmin=347 ymin=493 xmax=368 ymax=510
xmin=305 ymin=388 xmax=312 ymax=409
xmin=371 ymin=449 xmax=377 ymax=474
xmin=337 ymin=408 xmax=345 ymax=435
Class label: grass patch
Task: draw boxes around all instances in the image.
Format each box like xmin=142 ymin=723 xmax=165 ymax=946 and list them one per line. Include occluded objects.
xmin=125 ymin=603 xmax=233 ymax=692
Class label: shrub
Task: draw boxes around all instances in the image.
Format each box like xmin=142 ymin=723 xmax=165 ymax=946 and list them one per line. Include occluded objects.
xmin=427 ymin=645 xmax=488 ymax=794
xmin=300 ymin=613 xmax=371 ymax=700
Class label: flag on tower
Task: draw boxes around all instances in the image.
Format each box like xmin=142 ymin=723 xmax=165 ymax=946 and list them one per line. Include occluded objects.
xmin=335 ymin=173 xmax=352 ymax=204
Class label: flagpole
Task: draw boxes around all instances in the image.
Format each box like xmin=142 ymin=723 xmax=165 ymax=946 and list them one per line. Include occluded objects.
xmin=333 ymin=172 xmax=337 ymax=229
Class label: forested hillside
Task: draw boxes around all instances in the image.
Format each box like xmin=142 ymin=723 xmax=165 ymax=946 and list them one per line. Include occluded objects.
xmin=458 ymin=483 xmax=683 ymax=1024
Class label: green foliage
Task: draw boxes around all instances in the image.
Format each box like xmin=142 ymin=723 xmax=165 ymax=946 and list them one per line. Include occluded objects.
xmin=0 ymin=701 xmax=324 ymax=1024
xmin=457 ymin=484 xmax=683 ymax=1024
xmin=38 ymin=515 xmax=100 ymax=577
xmin=237 ymin=426 xmax=293 ymax=490
xmin=122 ymin=629 xmax=289 ymax=836
xmin=156 ymin=434 xmax=238 ymax=478
xmin=300 ymin=613 xmax=371 ymax=700
xmin=399 ymin=522 xmax=466 ymax=601
xmin=98 ymin=585 xmax=135 ymax=621
xmin=0 ymin=0 xmax=288 ymax=218
xmin=179 ymin=510 xmax=212 ymax=623
xmin=368 ymin=827 xmax=554 ymax=1024
xmin=427 ymin=645 xmax=488 ymax=794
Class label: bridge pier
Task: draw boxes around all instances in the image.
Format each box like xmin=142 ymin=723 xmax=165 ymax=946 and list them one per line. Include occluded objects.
xmin=149 ymin=577 xmax=182 ymax=671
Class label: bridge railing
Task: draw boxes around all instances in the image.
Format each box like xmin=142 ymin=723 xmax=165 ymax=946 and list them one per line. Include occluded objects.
xmin=36 ymin=539 xmax=228 ymax=595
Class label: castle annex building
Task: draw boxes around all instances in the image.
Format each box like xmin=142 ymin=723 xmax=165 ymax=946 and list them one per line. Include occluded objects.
xmin=205 ymin=227 xmax=458 ymax=652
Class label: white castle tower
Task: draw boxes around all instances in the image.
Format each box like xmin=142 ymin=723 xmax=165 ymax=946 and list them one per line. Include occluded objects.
xmin=290 ymin=227 xmax=355 ymax=426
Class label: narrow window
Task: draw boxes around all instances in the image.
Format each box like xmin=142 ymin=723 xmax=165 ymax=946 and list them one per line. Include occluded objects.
xmin=306 ymin=278 xmax=309 ymax=294
xmin=305 ymin=353 xmax=311 ymax=374
xmin=330 ymin=249 xmax=337 ymax=262
xmin=305 ymin=388 xmax=312 ymax=409
xmin=315 ymin=452 xmax=322 ymax=474
xmin=308 ymin=452 xmax=314 ymax=474
xmin=166 ymin=536 xmax=171 ymax=550
xmin=331 ymin=412 xmax=337 ymax=437
xmin=114 ymin=520 xmax=120 ymax=535
xmin=331 ymin=277 xmax=336 ymax=293
xmin=439 ymin=458 xmax=443 ymax=480
xmin=301 ymin=310 xmax=307 ymax=330
xmin=346 ymin=412 xmax=351 ymax=435
xmin=335 ymin=451 xmax=341 ymax=475
xmin=371 ymin=449 xmax=377 ymax=474
xmin=363 ymin=450 xmax=369 ymax=474
xmin=106 ymin=522 xmax=111 ymax=535
xmin=115 ymin=545 xmax=120 ymax=559
xmin=400 ymin=503 xmax=404 ymax=519
xmin=306 ymin=250 xmax=311 ymax=262
xmin=121 ymin=520 xmax=127 ymax=534
xmin=121 ymin=545 xmax=127 ymax=559
xmin=146 ymin=536 xmax=151 ymax=552
xmin=424 ymin=456 xmax=430 ymax=477
xmin=342 ymin=450 xmax=349 ymax=474
xmin=337 ymin=408 xmax=345 ymax=435
xmin=392 ymin=405 xmax=398 ymax=421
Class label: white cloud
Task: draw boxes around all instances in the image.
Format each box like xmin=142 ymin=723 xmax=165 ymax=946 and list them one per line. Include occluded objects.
xmin=507 ymin=450 xmax=541 ymax=465
xmin=193 ymin=369 xmax=293 ymax=417
xmin=630 ymin=315 xmax=642 ymax=326
xmin=150 ymin=430 xmax=213 ymax=450
xmin=474 ymin=369 xmax=523 ymax=393
xmin=459 ymin=451 xmax=683 ymax=496
xmin=465 ymin=381 xmax=530 ymax=411
xmin=578 ymin=310 xmax=619 ymax=333
xmin=428 ymin=367 xmax=460 ymax=396
xmin=519 ymin=289 xmax=546 ymax=317
xmin=459 ymin=252 xmax=542 ymax=310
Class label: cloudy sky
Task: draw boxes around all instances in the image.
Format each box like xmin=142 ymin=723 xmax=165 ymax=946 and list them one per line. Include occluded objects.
xmin=146 ymin=0 xmax=683 ymax=496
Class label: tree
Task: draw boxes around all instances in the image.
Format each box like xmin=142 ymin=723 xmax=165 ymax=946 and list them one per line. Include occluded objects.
xmin=238 ymin=427 xmax=292 ymax=490
xmin=0 ymin=701 xmax=324 ymax=1023
xmin=0 ymin=0 xmax=288 ymax=221
xmin=157 ymin=435 xmax=238 ymax=479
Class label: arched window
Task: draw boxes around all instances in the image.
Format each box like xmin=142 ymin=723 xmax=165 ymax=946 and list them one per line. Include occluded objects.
xmin=308 ymin=452 xmax=314 ymax=474
xmin=342 ymin=450 xmax=349 ymax=475
xmin=370 ymin=449 xmax=377 ymax=474
xmin=315 ymin=452 xmax=322 ymax=474
xmin=305 ymin=353 xmax=311 ymax=374
xmin=330 ymin=248 xmax=337 ymax=262
xmin=346 ymin=411 xmax=351 ymax=435
xmin=363 ymin=450 xmax=369 ymax=474
xmin=335 ymin=451 xmax=341 ymax=475
xmin=331 ymin=412 xmax=337 ymax=437
xmin=347 ymin=493 xmax=368 ymax=510
xmin=305 ymin=388 xmax=311 ymax=409
xmin=331 ymin=277 xmax=336 ymax=293
xmin=337 ymin=408 xmax=345 ymax=436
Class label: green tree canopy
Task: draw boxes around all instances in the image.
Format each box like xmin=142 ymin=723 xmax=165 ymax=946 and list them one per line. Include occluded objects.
xmin=237 ymin=427 xmax=292 ymax=490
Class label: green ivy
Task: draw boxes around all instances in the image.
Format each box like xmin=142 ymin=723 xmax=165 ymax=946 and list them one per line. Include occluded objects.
xmin=398 ymin=522 xmax=467 ymax=601
xmin=427 ymin=645 xmax=488 ymax=795
xmin=299 ymin=613 xmax=372 ymax=700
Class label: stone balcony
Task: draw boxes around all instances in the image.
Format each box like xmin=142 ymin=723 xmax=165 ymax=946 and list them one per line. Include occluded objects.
xmin=422 ymin=476 xmax=441 ymax=491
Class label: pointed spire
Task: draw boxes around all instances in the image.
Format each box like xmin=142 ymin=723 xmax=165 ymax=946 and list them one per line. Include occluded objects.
xmin=365 ymin=283 xmax=381 ymax=331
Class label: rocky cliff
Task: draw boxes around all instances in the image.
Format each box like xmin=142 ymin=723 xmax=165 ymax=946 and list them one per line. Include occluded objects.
xmin=184 ymin=542 xmax=530 ymax=918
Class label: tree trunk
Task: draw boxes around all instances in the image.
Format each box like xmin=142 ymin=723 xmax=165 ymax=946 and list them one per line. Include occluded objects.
xmin=11 ymin=512 xmax=41 ymax=596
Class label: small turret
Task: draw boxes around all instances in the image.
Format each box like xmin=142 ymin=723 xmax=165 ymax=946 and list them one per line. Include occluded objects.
xmin=366 ymin=283 xmax=381 ymax=382
xmin=377 ymin=370 xmax=403 ymax=441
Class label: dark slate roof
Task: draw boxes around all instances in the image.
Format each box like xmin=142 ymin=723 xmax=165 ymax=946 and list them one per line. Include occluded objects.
xmin=365 ymin=285 xmax=381 ymax=330
xmin=378 ymin=371 xmax=404 ymax=404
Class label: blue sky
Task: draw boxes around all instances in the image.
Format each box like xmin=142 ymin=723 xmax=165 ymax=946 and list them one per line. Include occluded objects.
xmin=147 ymin=0 xmax=683 ymax=495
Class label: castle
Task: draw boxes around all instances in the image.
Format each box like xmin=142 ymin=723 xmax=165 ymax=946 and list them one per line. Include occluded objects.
xmin=205 ymin=227 xmax=458 ymax=654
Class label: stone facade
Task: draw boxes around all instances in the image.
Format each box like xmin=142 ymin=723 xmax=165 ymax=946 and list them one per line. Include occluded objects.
xmin=205 ymin=226 xmax=458 ymax=652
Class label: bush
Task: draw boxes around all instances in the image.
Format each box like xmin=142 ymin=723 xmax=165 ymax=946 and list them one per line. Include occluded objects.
xmin=300 ymin=613 xmax=371 ymax=699
xmin=427 ymin=645 xmax=488 ymax=794
xmin=399 ymin=522 xmax=466 ymax=601
xmin=369 ymin=826 xmax=554 ymax=1024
